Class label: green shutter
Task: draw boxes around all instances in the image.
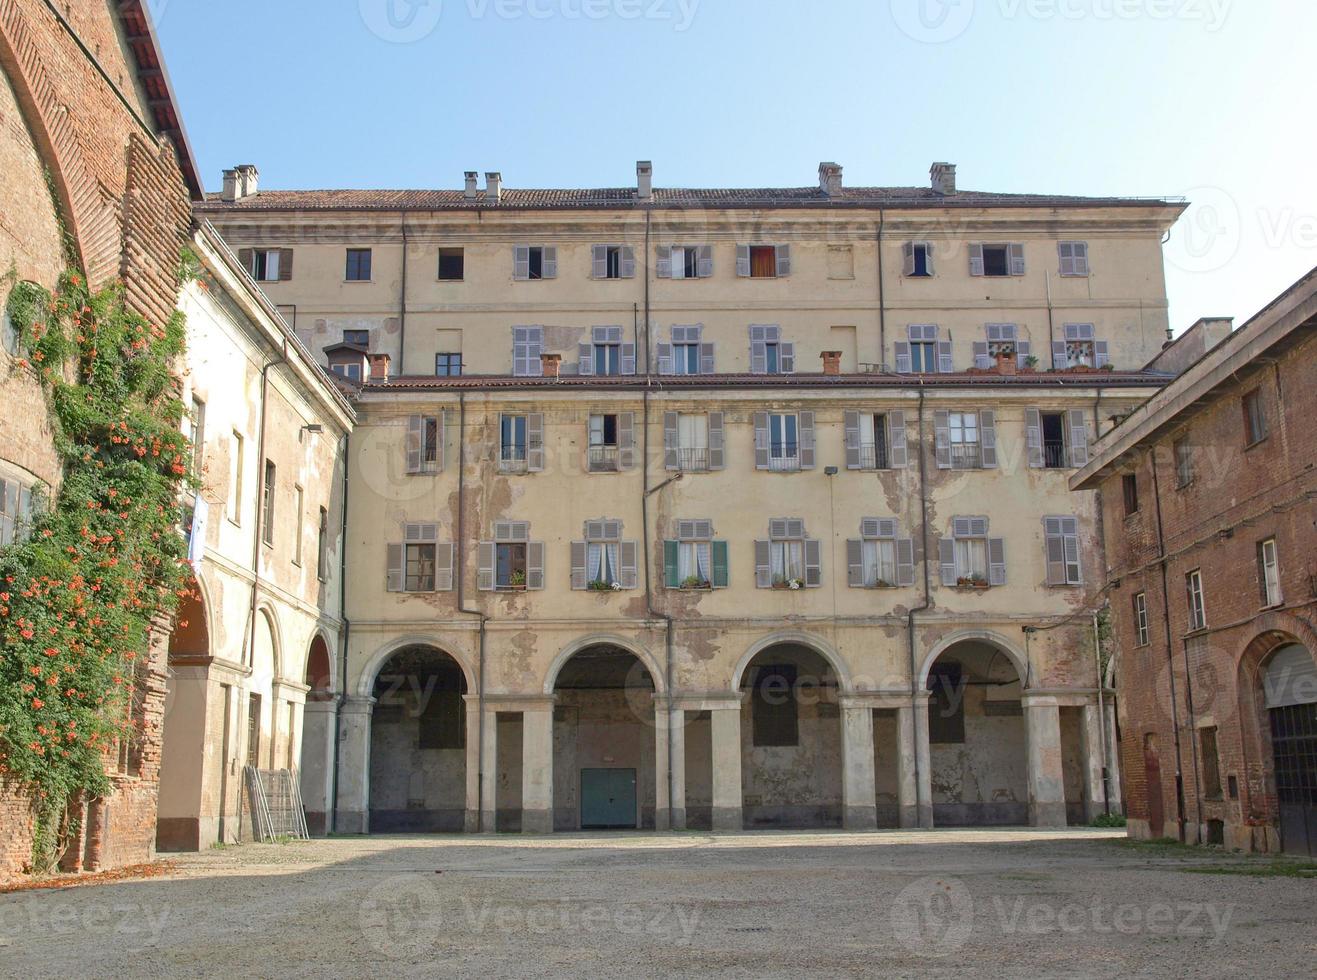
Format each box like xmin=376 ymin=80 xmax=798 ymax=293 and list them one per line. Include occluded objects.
xmin=664 ymin=540 xmax=679 ymax=588
xmin=711 ymin=540 xmax=729 ymax=588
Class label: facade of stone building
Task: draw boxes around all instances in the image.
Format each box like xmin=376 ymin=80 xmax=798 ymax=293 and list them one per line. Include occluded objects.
xmin=154 ymin=224 xmax=354 ymax=849
xmin=1074 ymin=267 xmax=1317 ymax=856
xmin=199 ymin=163 xmax=1184 ymax=834
xmin=0 ymin=0 xmax=199 ymax=879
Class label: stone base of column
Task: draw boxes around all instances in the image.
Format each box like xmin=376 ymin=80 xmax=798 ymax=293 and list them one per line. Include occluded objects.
xmin=464 ymin=808 xmax=481 ymax=833
xmin=336 ymin=809 xmax=369 ymax=835
xmin=843 ymin=805 xmax=878 ymax=830
xmin=1030 ymin=801 xmax=1068 ymax=828
xmin=711 ymin=806 xmax=742 ymax=831
xmin=522 ymin=809 xmax=553 ymax=834
xmin=670 ymin=806 xmax=687 ymax=831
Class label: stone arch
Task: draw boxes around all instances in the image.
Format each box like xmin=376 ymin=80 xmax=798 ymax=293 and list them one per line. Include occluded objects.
xmin=543 ymin=633 xmax=666 ymax=696
xmin=168 ymin=573 xmax=212 ymax=661
xmin=357 ymin=634 xmax=477 ymax=698
xmin=304 ymin=630 xmax=335 ymax=699
xmin=251 ymin=603 xmax=284 ymax=682
xmin=730 ymin=630 xmax=852 ymax=695
xmin=918 ymin=629 xmax=1031 ymax=692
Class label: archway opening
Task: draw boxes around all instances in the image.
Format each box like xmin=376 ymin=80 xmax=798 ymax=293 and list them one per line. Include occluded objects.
xmin=305 ymin=635 xmax=333 ymax=700
xmin=737 ymin=643 xmax=842 ymax=829
xmin=299 ymin=634 xmax=335 ymax=835
xmin=1259 ymin=641 xmax=1317 ymax=857
xmin=552 ymin=644 xmax=656 ymax=830
xmin=922 ymin=640 xmax=1028 ymax=826
xmin=369 ymin=645 xmax=468 ymax=833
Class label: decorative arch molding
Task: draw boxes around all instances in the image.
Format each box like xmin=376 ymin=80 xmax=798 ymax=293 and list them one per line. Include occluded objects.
xmin=542 ymin=633 xmax=666 ymax=695
xmin=253 ymin=602 xmax=284 ymax=681
xmin=303 ymin=627 xmax=337 ymax=695
xmin=730 ymin=630 xmax=853 ymax=695
xmin=917 ymin=628 xmax=1032 ymax=691
xmin=356 ymin=635 xmax=478 ymax=699
xmin=1236 ymin=611 xmax=1317 ymax=687
xmin=0 ymin=9 xmax=116 ymax=284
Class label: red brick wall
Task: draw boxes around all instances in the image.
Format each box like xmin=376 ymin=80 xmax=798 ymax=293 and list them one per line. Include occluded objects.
xmin=1096 ymin=325 xmax=1317 ymax=851
xmin=0 ymin=0 xmax=192 ymax=881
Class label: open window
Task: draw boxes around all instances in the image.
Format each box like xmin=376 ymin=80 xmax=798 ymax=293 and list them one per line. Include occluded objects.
xmin=737 ymin=244 xmax=791 ymax=279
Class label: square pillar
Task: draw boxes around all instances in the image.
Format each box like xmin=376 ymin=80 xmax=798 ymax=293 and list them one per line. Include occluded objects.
xmin=462 ymin=695 xmax=482 ymax=832
xmin=654 ymin=704 xmax=675 ymax=831
xmin=479 ymin=706 xmax=498 ymax=832
xmin=334 ymin=696 xmax=374 ymax=835
xmin=1081 ymin=702 xmax=1108 ymax=822
xmin=668 ymin=708 xmax=687 ymax=831
xmin=521 ymin=706 xmax=554 ymax=834
xmin=710 ymin=705 xmax=743 ymax=831
xmin=841 ymin=704 xmax=878 ymax=830
xmin=1104 ymin=700 xmax=1123 ymax=813
xmin=1025 ymin=696 xmax=1068 ymax=827
xmin=299 ymin=700 xmax=338 ymax=836
xmin=898 ymin=700 xmax=933 ymax=828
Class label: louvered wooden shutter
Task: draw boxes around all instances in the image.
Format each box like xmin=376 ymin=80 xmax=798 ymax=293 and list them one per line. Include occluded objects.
xmin=973 ymin=341 xmax=991 ymax=370
xmin=939 ymin=537 xmax=957 ymax=586
xmin=753 ymin=412 xmax=770 ymax=469
xmin=1094 ymin=341 xmax=1110 ymax=368
xmin=798 ymin=412 xmax=816 ymax=469
xmin=541 ymin=247 xmax=557 ymax=278
xmin=386 ymin=543 xmax=404 ymax=592
xmin=405 ymin=415 xmax=423 ymax=474
xmin=754 ymin=540 xmax=771 ymax=588
xmin=526 ymin=541 xmax=545 ymax=590
xmin=844 ymin=411 xmax=861 ymax=469
xmin=663 ymin=412 xmax=679 ymax=470
xmin=656 ymin=342 xmax=673 ymax=375
xmin=1051 ymin=338 xmax=1068 ymax=369
xmin=933 ymin=410 xmax=951 ymax=468
xmin=620 ymin=541 xmax=638 ymax=589
xmin=477 ymin=541 xmax=495 ymax=591
xmin=979 ymin=410 xmax=998 ymax=468
xmin=592 ymin=245 xmax=608 ymax=279
xmin=750 ymin=332 xmax=767 ymax=374
xmin=937 ymin=340 xmax=953 ymax=374
xmin=526 ymin=413 xmax=545 ymax=471
xmin=804 ymin=538 xmax=822 ymax=587
xmin=570 ymin=541 xmax=587 ymax=590
xmin=621 ymin=246 xmax=636 ymax=278
xmin=1068 ymin=409 xmax=1089 ymax=467
xmin=435 ymin=543 xmax=454 ymax=592
xmin=779 ymin=342 xmax=795 ymax=374
xmin=969 ymin=244 xmax=985 ymax=277
xmin=708 ymin=412 xmax=725 ymax=470
xmin=279 ymin=248 xmax=294 ymax=281
xmin=1008 ymin=243 xmax=1026 ymax=276
xmin=923 ymin=242 xmax=935 ymax=276
xmin=1044 ymin=517 xmax=1067 ymax=586
xmin=238 ymin=248 xmax=254 ymax=276
xmin=663 ymin=540 xmax=679 ymax=587
xmin=697 ymin=245 xmax=713 ymax=278
xmin=618 ymin=412 xmax=635 ymax=470
xmin=775 ymin=244 xmax=791 ymax=277
xmin=711 ymin=540 xmax=729 ymax=588
xmin=736 ymin=245 xmax=751 ymax=277
xmin=578 ymin=341 xmax=594 ymax=376
xmin=988 ymin=538 xmax=1007 ymax=585
xmin=513 ymin=245 xmax=530 ymax=280
xmin=1026 ymin=408 xmax=1044 ymax=468
xmin=888 ymin=411 xmax=908 ymax=468
xmin=894 ymin=342 xmax=911 ymax=374
xmin=847 ymin=539 xmax=864 ymax=587
xmin=902 ymin=242 xmax=915 ymax=277
xmin=621 ymin=341 xmax=636 ymax=375
xmin=656 ymin=245 xmax=673 ymax=278
xmin=896 ymin=538 xmax=915 ymax=587
xmin=699 ymin=342 xmax=715 ymax=374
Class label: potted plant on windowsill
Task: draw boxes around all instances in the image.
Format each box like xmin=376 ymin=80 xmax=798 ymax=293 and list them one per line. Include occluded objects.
xmin=870 ymin=579 xmax=895 ymax=589
xmin=1022 ymin=354 xmax=1039 ymax=373
xmin=681 ymin=575 xmax=712 ymax=591
xmin=956 ymin=575 xmax=991 ymax=589
xmin=772 ymin=576 xmax=805 ymax=591
xmin=501 ymin=569 xmax=526 ymax=592
xmin=588 ymin=580 xmax=623 ymax=592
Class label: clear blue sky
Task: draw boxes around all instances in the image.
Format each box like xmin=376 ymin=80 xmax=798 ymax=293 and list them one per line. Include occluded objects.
xmin=154 ymin=0 xmax=1316 ymax=331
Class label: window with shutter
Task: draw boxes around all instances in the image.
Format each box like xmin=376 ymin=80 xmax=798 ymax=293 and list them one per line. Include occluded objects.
xmin=593 ymin=244 xmax=635 ymax=280
xmin=512 ymin=326 xmax=543 ymax=377
xmin=905 ymin=241 xmax=934 ymax=278
xmin=905 ymin=324 xmax=939 ymax=373
xmin=848 ymin=411 xmax=893 ymax=470
xmin=1043 ymin=516 xmax=1082 ymax=586
xmin=498 ymin=414 xmax=529 ymax=472
xmin=763 ymin=518 xmax=812 ymax=588
xmin=852 ymin=519 xmax=901 ymax=588
xmin=1061 ymin=323 xmax=1103 ymax=369
xmin=1058 ymin=241 xmax=1089 ymax=277
xmin=946 ymin=516 xmax=997 ymax=587
xmin=670 ymin=521 xmax=717 ymax=589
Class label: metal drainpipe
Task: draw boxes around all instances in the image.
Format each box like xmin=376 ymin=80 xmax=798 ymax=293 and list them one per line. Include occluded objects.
xmin=905 ymin=385 xmax=932 ymax=826
xmin=330 ymin=430 xmax=350 ymax=833
xmin=456 ymin=392 xmax=489 ymax=831
xmin=1093 ymin=608 xmax=1111 ymax=816
xmin=398 ymin=211 xmax=409 ymax=372
xmin=876 ymin=212 xmax=886 ymax=370
xmin=1149 ymin=446 xmax=1190 ymax=840
xmin=1046 ymin=271 xmax=1057 ymax=368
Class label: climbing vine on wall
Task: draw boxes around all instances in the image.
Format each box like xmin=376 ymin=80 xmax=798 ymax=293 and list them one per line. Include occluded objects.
xmin=0 ymin=266 xmax=194 ymax=870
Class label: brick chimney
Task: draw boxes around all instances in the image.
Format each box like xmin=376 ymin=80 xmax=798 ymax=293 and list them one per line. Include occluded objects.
xmin=540 ymin=353 xmax=562 ymax=378
xmin=821 ymin=350 xmax=843 ymax=375
xmin=485 ymin=171 xmax=502 ymax=204
xmin=368 ymin=352 xmax=391 ymax=383
xmin=818 ymin=162 xmax=843 ymax=196
xmin=930 ymin=162 xmax=957 ymax=196
xmin=994 ymin=349 xmax=1018 ymax=376
xmin=464 ymin=171 xmax=479 ymax=199
xmin=636 ymin=160 xmax=653 ymax=201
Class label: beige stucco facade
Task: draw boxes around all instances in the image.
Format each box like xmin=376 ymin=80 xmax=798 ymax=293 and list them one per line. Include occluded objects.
xmin=199 ymin=163 xmax=1182 ymax=834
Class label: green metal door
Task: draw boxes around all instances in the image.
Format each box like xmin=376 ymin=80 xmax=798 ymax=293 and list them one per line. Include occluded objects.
xmin=580 ymin=768 xmax=637 ymax=829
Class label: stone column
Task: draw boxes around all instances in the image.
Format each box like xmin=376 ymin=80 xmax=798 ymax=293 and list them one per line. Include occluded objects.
xmin=1104 ymin=700 xmax=1123 ymax=813
xmin=898 ymin=699 xmax=934 ymax=828
xmin=1024 ymin=695 xmax=1067 ymax=827
xmin=479 ymin=706 xmax=498 ymax=832
xmin=1081 ymin=702 xmax=1109 ymax=822
xmin=840 ymin=703 xmax=878 ymax=830
xmin=462 ymin=695 xmax=482 ymax=832
xmin=654 ymin=703 xmax=672 ymax=831
xmin=334 ymin=696 xmax=374 ymax=835
xmin=668 ymin=708 xmax=687 ymax=831
xmin=710 ymin=704 xmax=743 ymax=831
xmin=300 ymin=699 xmax=338 ymax=836
xmin=521 ymin=706 xmax=554 ymax=834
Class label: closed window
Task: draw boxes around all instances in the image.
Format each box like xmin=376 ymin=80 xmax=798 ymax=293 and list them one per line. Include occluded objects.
xmin=771 ymin=538 xmax=805 ymax=584
xmin=594 ymin=340 xmax=620 ymax=375
xmin=768 ymin=414 xmax=799 ymax=471
xmin=330 ymin=362 xmax=361 ymax=381
xmin=1133 ymin=592 xmax=1150 ymax=646
xmin=664 ymin=521 xmax=727 ymax=589
xmin=437 ymin=248 xmax=464 ymax=281
xmin=261 ymin=460 xmax=276 ymax=546
xmin=1122 ymin=474 xmax=1139 ymax=516
xmin=973 ymin=323 xmax=1030 ymax=369
xmin=941 ymin=516 xmax=1004 ymax=587
xmin=675 ymin=413 xmax=709 ymax=471
xmin=1043 ymin=516 xmax=1082 ymax=586
xmin=1186 ymin=569 xmax=1207 ymax=632
xmin=1056 ymin=323 xmax=1110 ymax=369
xmin=386 ymin=524 xmax=452 ymax=593
xmin=955 ymin=536 xmax=987 ymax=582
xmin=1258 ymin=538 xmax=1282 ymax=607
xmin=862 ymin=538 xmax=897 ymax=588
xmin=500 ymin=414 xmax=527 ymax=469
xmin=345 ymin=248 xmax=372 ymax=281
xmin=749 ymin=324 xmax=793 ymax=375
xmin=228 ymin=430 xmax=244 ymax=524
xmin=189 ymin=396 xmax=206 ymax=476
xmin=947 ymin=412 xmax=980 ymax=469
xmin=1242 ymin=389 xmax=1267 ymax=446
xmin=756 ymin=519 xmax=819 ymax=588
xmin=1174 ymin=436 xmax=1193 ymax=488
xmin=678 ymin=540 xmax=711 ymax=585
xmin=435 ymin=352 xmax=462 ymax=377
xmin=293 ymin=484 xmax=304 ymax=566
xmin=0 ymin=477 xmax=35 ymax=547
xmin=406 ymin=540 xmax=435 ymax=592
xmin=343 ymin=329 xmax=369 ymax=347
xmin=897 ymin=324 xmax=946 ymax=374
xmin=1058 ymin=241 xmax=1090 ymax=276
xmin=581 ymin=325 xmax=633 ymax=376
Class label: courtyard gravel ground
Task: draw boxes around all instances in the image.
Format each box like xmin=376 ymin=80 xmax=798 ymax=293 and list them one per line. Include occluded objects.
xmin=0 ymin=828 xmax=1313 ymax=978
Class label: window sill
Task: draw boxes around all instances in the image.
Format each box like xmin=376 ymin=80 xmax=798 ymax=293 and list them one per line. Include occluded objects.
xmin=1184 ymin=627 xmax=1209 ymax=638
xmin=1261 ymin=601 xmax=1285 ymax=611
xmin=1243 ymin=435 xmax=1268 ymax=451
xmin=343 ymin=279 xmax=373 ymax=284
xmin=858 ymin=583 xmax=899 ymax=590
xmin=675 ymin=584 xmax=713 ymax=592
xmin=496 ymin=585 xmax=526 ymax=593
xmin=437 ymin=278 xmax=465 ymax=283
xmin=953 ymin=583 xmax=993 ymax=591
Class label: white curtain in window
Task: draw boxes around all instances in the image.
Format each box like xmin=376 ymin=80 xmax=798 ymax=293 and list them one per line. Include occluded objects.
xmin=678 ymin=414 xmax=708 ymax=450
xmin=771 ymin=540 xmax=802 ymax=581
xmin=859 ymin=413 xmax=876 ymax=447
xmin=955 ymin=538 xmax=987 ymax=579
xmin=603 ymin=542 xmax=619 ymax=583
xmin=587 ymin=542 xmax=603 ymax=583
xmin=863 ymin=539 xmax=895 ymax=585
xmin=679 ymin=541 xmax=711 ymax=582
